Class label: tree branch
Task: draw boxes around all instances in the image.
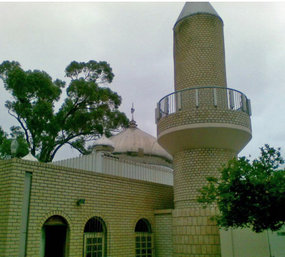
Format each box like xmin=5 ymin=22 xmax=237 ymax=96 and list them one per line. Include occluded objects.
xmin=50 ymin=132 xmax=89 ymax=161
xmin=66 ymin=141 xmax=87 ymax=155
xmin=8 ymin=109 xmax=31 ymax=147
xmin=61 ymin=96 xmax=88 ymax=125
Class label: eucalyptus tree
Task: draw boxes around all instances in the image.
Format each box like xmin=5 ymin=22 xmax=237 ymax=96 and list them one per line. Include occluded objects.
xmin=0 ymin=60 xmax=128 ymax=162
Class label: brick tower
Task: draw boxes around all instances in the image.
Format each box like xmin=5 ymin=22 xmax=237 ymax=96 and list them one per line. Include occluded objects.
xmin=156 ymin=2 xmax=252 ymax=256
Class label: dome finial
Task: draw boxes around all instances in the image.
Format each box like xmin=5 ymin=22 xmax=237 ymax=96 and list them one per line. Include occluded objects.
xmin=129 ymin=103 xmax=137 ymax=128
xmin=131 ymin=103 xmax=135 ymax=121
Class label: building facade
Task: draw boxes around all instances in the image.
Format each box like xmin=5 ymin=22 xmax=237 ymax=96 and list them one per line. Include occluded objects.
xmin=0 ymin=2 xmax=284 ymax=257
xmin=0 ymin=157 xmax=173 ymax=257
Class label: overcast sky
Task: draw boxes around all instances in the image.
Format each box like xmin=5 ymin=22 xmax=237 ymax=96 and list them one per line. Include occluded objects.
xmin=0 ymin=2 xmax=284 ymax=161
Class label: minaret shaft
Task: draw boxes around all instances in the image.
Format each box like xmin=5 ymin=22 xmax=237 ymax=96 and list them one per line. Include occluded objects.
xmin=174 ymin=14 xmax=227 ymax=90
xmin=173 ymin=148 xmax=235 ymax=208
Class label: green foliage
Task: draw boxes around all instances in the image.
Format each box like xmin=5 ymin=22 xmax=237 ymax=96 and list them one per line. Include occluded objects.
xmin=0 ymin=60 xmax=129 ymax=162
xmin=0 ymin=126 xmax=29 ymax=159
xmin=198 ymin=145 xmax=285 ymax=233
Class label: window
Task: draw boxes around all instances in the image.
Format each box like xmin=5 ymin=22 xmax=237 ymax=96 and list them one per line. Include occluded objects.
xmin=84 ymin=217 xmax=106 ymax=257
xmin=135 ymin=219 xmax=153 ymax=257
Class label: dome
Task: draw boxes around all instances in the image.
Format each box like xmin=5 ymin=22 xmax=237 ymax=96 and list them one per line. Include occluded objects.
xmin=110 ymin=120 xmax=172 ymax=164
xmin=93 ymin=134 xmax=115 ymax=152
xmin=22 ymin=152 xmax=38 ymax=162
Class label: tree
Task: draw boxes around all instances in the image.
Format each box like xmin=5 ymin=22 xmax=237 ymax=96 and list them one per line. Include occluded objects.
xmin=0 ymin=126 xmax=29 ymax=159
xmin=198 ymin=144 xmax=285 ymax=233
xmin=0 ymin=60 xmax=129 ymax=162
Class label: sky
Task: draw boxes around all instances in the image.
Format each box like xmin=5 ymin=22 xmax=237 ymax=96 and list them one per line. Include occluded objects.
xmin=0 ymin=1 xmax=285 ymax=161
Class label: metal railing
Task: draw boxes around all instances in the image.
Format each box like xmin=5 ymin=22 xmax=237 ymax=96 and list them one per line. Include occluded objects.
xmin=155 ymin=86 xmax=251 ymax=123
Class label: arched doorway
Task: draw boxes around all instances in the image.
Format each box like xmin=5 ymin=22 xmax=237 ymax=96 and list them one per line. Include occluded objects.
xmin=135 ymin=218 xmax=153 ymax=257
xmin=42 ymin=215 xmax=69 ymax=257
xmin=83 ymin=216 xmax=107 ymax=257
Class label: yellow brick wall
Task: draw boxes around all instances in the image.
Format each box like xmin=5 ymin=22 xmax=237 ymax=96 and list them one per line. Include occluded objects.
xmin=172 ymin=207 xmax=221 ymax=257
xmin=171 ymin=149 xmax=235 ymax=256
xmin=173 ymin=148 xmax=235 ymax=209
xmin=0 ymin=161 xmax=25 ymax=257
xmin=0 ymin=159 xmax=174 ymax=257
xmin=0 ymin=163 xmax=10 ymax=256
xmin=154 ymin=210 xmax=173 ymax=257
xmin=174 ymin=14 xmax=226 ymax=91
xmin=158 ymin=108 xmax=251 ymax=138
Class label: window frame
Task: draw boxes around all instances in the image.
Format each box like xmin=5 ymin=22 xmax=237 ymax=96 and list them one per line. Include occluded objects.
xmin=134 ymin=219 xmax=154 ymax=257
xmin=83 ymin=232 xmax=105 ymax=257
xmin=83 ymin=217 xmax=106 ymax=257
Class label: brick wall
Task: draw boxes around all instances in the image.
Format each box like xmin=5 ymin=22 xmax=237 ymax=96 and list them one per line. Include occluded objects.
xmin=0 ymin=159 xmax=174 ymax=257
xmin=0 ymin=162 xmax=10 ymax=256
xmin=172 ymin=149 xmax=235 ymax=257
xmin=158 ymin=108 xmax=251 ymax=136
xmin=154 ymin=210 xmax=173 ymax=257
xmin=173 ymin=148 xmax=235 ymax=209
xmin=174 ymin=14 xmax=226 ymax=90
xmin=172 ymin=207 xmax=221 ymax=257
xmin=0 ymin=161 xmax=25 ymax=257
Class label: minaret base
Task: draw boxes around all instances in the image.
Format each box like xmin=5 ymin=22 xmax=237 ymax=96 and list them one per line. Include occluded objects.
xmin=172 ymin=148 xmax=235 ymax=257
xmin=173 ymin=207 xmax=221 ymax=257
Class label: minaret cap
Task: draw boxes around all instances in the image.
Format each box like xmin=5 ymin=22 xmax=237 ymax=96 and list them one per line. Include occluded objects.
xmin=174 ymin=2 xmax=222 ymax=28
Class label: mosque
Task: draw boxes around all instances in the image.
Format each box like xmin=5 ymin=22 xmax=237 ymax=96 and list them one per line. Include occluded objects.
xmin=0 ymin=2 xmax=284 ymax=257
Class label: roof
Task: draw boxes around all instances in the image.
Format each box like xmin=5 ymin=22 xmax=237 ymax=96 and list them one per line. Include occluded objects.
xmin=175 ymin=2 xmax=221 ymax=28
xmin=110 ymin=122 xmax=172 ymax=162
xmin=94 ymin=134 xmax=114 ymax=148
xmin=93 ymin=134 xmax=115 ymax=152
xmin=22 ymin=152 xmax=38 ymax=161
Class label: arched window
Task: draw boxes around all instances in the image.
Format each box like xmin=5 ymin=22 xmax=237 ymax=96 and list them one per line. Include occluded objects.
xmin=135 ymin=219 xmax=153 ymax=257
xmin=83 ymin=217 xmax=106 ymax=257
xmin=41 ymin=215 xmax=69 ymax=257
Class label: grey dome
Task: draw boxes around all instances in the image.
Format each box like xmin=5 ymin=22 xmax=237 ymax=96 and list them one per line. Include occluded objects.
xmin=93 ymin=134 xmax=115 ymax=152
xmin=110 ymin=123 xmax=172 ymax=162
xmin=94 ymin=134 xmax=114 ymax=148
xmin=22 ymin=152 xmax=38 ymax=161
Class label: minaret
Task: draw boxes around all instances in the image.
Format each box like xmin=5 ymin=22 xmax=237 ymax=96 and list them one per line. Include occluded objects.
xmin=156 ymin=2 xmax=252 ymax=256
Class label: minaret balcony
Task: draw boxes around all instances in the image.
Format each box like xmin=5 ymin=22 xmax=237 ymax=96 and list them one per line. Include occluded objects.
xmin=156 ymin=86 xmax=252 ymax=154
